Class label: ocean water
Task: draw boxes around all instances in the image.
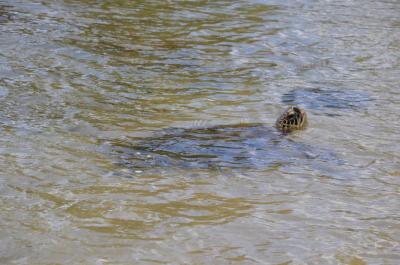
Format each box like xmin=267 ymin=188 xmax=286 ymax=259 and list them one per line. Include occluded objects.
xmin=0 ymin=0 xmax=399 ymax=264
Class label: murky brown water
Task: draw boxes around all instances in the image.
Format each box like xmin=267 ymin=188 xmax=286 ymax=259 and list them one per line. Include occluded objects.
xmin=0 ymin=0 xmax=399 ymax=264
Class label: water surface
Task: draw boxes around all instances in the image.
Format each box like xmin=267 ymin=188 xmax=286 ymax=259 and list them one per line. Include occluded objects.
xmin=0 ymin=0 xmax=399 ymax=264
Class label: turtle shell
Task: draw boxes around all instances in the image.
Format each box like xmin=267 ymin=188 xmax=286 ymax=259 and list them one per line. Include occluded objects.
xmin=109 ymin=123 xmax=338 ymax=172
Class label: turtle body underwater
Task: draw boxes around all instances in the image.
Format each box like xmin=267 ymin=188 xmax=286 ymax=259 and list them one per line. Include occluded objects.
xmin=107 ymin=106 xmax=338 ymax=172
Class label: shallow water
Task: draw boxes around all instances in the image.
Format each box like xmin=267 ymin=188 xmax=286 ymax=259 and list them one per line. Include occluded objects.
xmin=0 ymin=0 xmax=399 ymax=264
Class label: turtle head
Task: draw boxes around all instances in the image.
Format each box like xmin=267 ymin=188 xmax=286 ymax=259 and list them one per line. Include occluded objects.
xmin=276 ymin=106 xmax=307 ymax=132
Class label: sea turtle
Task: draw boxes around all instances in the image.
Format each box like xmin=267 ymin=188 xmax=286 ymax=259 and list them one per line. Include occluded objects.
xmin=275 ymin=106 xmax=307 ymax=132
xmin=108 ymin=106 xmax=339 ymax=172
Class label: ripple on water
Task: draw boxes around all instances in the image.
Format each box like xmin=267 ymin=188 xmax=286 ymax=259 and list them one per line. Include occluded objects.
xmin=0 ymin=86 xmax=8 ymax=98
xmin=1 ymin=0 xmax=399 ymax=264
xmin=281 ymin=87 xmax=371 ymax=115
xmin=0 ymin=4 xmax=13 ymax=24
